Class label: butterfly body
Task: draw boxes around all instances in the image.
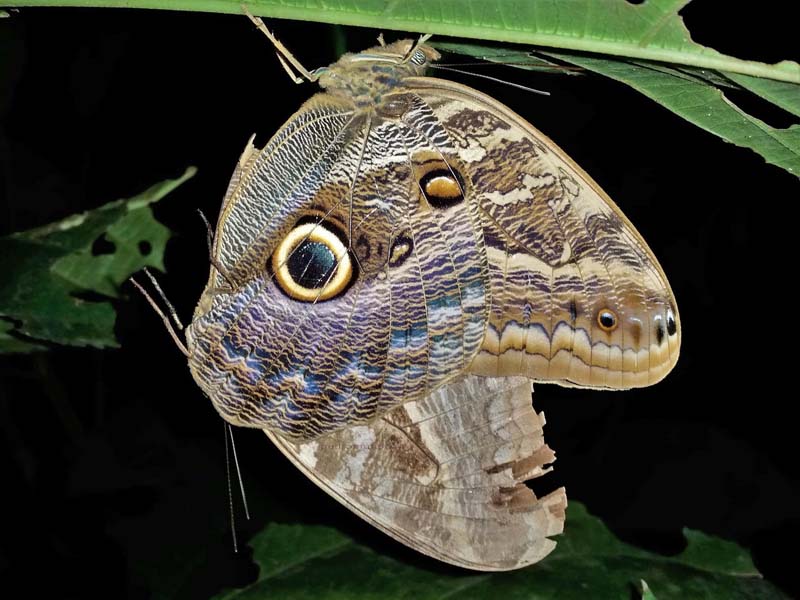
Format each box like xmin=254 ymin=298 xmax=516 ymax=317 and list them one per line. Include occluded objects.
xmin=185 ymin=34 xmax=680 ymax=569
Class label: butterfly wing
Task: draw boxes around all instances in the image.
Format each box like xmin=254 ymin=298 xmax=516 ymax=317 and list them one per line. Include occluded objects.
xmin=400 ymin=78 xmax=681 ymax=389
xmin=265 ymin=375 xmax=566 ymax=571
xmin=187 ymin=92 xmax=491 ymax=440
xmin=188 ymin=88 xmax=564 ymax=571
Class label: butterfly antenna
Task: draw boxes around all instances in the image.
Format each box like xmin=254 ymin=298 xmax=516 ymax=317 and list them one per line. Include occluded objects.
xmin=196 ymin=209 xmax=236 ymax=289
xmin=241 ymin=4 xmax=325 ymax=84
xmin=228 ymin=423 xmax=251 ymax=520
xmin=128 ymin=275 xmax=189 ymax=357
xmin=430 ymin=65 xmax=551 ymax=96
xmin=224 ymin=422 xmax=240 ymax=553
xmin=436 ymin=60 xmax=583 ymax=71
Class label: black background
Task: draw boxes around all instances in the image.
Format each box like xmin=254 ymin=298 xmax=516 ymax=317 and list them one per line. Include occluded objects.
xmin=1 ymin=5 xmax=798 ymax=598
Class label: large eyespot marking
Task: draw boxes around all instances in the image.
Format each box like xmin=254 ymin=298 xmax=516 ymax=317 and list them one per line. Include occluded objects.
xmin=272 ymin=221 xmax=353 ymax=302
xmin=420 ymin=168 xmax=464 ymax=208
xmin=597 ymin=308 xmax=618 ymax=332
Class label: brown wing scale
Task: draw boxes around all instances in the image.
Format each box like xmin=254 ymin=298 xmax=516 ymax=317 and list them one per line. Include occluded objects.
xmin=266 ymin=376 xmax=566 ymax=571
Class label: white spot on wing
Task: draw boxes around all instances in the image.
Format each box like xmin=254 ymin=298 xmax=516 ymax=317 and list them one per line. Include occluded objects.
xmin=298 ymin=440 xmax=319 ymax=469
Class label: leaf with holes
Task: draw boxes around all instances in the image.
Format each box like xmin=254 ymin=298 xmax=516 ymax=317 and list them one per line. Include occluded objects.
xmin=0 ymin=168 xmax=195 ymax=352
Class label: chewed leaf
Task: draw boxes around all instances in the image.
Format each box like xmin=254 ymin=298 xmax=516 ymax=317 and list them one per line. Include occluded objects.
xmin=0 ymin=168 xmax=195 ymax=352
xmin=436 ymin=43 xmax=800 ymax=177
xmin=50 ymin=171 xmax=193 ymax=297
xmin=208 ymin=501 xmax=788 ymax=599
xmin=550 ymin=53 xmax=800 ymax=177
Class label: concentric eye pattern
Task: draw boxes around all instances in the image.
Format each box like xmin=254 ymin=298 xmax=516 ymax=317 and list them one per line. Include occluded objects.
xmin=272 ymin=221 xmax=352 ymax=302
xmin=597 ymin=308 xmax=618 ymax=332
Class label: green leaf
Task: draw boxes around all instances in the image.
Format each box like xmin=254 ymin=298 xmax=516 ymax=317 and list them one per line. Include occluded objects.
xmin=640 ymin=580 xmax=658 ymax=600
xmin=549 ymin=54 xmax=800 ymax=176
xmin=723 ymin=73 xmax=800 ymax=119
xmin=677 ymin=528 xmax=759 ymax=576
xmin=210 ymin=502 xmax=787 ymax=599
xmin=0 ymin=319 xmax=47 ymax=353
xmin=4 ymin=2 xmax=797 ymax=174
xmin=3 ymin=0 xmax=797 ymax=83
xmin=436 ymin=43 xmax=800 ymax=176
xmin=0 ymin=168 xmax=195 ymax=352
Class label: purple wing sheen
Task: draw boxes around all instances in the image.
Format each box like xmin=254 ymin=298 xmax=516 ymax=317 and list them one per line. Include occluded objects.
xmin=187 ymin=92 xmax=488 ymax=440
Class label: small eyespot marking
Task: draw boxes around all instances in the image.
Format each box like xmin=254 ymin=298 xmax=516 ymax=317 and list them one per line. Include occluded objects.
xmin=355 ymin=233 xmax=371 ymax=262
xmin=666 ymin=309 xmax=677 ymax=336
xmin=388 ymin=233 xmax=413 ymax=268
xmin=597 ymin=308 xmax=618 ymax=332
xmin=420 ymin=169 xmax=464 ymax=208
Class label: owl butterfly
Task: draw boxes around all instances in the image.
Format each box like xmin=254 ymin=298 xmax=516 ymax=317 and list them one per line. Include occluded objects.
xmin=184 ymin=14 xmax=680 ymax=571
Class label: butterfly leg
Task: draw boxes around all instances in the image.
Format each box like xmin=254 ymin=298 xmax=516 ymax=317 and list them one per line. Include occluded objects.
xmin=241 ymin=4 xmax=323 ymax=84
xmin=196 ymin=209 xmax=236 ymax=289
xmin=129 ymin=274 xmax=189 ymax=356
